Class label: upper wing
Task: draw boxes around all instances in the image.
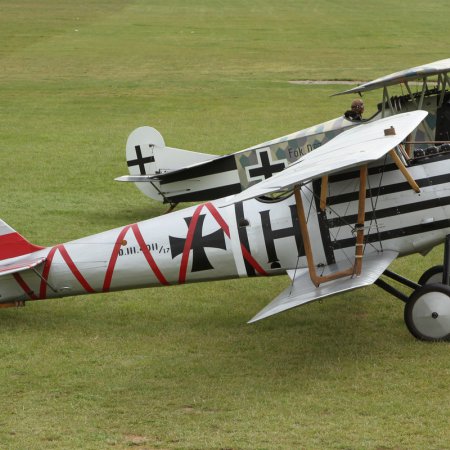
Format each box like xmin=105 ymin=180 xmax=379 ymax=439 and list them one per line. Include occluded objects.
xmin=221 ymin=110 xmax=428 ymax=206
xmin=333 ymin=58 xmax=450 ymax=96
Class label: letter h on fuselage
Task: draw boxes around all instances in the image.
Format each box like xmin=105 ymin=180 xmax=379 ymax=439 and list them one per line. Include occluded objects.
xmin=259 ymin=205 xmax=304 ymax=269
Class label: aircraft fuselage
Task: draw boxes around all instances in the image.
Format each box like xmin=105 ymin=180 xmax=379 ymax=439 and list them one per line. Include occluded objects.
xmin=2 ymin=151 xmax=450 ymax=305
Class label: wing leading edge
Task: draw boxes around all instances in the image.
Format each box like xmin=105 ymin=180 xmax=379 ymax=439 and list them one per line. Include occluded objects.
xmin=334 ymin=58 xmax=450 ymax=96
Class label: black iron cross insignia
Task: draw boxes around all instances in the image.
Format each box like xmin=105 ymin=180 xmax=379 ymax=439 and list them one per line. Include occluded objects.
xmin=246 ymin=149 xmax=287 ymax=182
xmin=169 ymin=215 xmax=226 ymax=272
xmin=127 ymin=145 xmax=155 ymax=174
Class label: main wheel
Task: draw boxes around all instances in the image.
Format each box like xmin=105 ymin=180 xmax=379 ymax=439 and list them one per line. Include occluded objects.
xmin=418 ymin=265 xmax=444 ymax=285
xmin=404 ymin=283 xmax=450 ymax=341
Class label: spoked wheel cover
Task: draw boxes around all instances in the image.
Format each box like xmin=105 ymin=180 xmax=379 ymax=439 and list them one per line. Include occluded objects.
xmin=405 ymin=284 xmax=450 ymax=341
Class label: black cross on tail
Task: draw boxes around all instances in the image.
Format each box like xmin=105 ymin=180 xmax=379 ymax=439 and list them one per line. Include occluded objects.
xmin=169 ymin=215 xmax=226 ymax=272
xmin=127 ymin=145 xmax=155 ymax=174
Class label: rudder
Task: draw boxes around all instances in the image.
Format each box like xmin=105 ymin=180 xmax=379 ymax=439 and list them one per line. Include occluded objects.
xmin=0 ymin=220 xmax=44 ymax=261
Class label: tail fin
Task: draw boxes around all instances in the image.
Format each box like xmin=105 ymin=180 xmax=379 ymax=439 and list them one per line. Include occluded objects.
xmin=126 ymin=126 xmax=216 ymax=176
xmin=124 ymin=126 xmax=216 ymax=202
xmin=0 ymin=220 xmax=44 ymax=261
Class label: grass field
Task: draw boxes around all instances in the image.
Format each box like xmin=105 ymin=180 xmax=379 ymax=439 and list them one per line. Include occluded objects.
xmin=1 ymin=1 xmax=450 ymax=448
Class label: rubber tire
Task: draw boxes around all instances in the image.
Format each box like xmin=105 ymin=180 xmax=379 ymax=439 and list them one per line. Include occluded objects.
xmin=418 ymin=265 xmax=444 ymax=286
xmin=404 ymin=283 xmax=450 ymax=341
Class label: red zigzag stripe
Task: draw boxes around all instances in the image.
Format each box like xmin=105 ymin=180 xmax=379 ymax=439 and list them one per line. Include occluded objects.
xmin=19 ymin=205 xmax=265 ymax=299
xmin=178 ymin=202 xmax=267 ymax=284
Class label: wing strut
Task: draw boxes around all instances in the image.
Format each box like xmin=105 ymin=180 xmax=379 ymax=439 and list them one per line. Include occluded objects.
xmin=320 ymin=175 xmax=328 ymax=211
xmin=354 ymin=165 xmax=367 ymax=276
xmin=389 ymin=148 xmax=420 ymax=193
xmin=295 ymin=165 xmax=368 ymax=287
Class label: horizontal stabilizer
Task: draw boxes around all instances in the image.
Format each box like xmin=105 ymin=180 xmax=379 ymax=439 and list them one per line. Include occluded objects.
xmin=115 ymin=175 xmax=155 ymax=183
xmin=0 ymin=257 xmax=46 ymax=277
xmin=127 ymin=153 xmax=235 ymax=183
xmin=249 ymin=250 xmax=398 ymax=323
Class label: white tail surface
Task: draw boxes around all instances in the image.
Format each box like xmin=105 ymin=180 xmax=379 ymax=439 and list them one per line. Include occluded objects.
xmin=125 ymin=126 xmax=216 ymax=202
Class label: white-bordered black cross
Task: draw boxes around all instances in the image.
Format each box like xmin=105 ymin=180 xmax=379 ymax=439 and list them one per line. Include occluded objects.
xmin=169 ymin=215 xmax=226 ymax=272
xmin=246 ymin=149 xmax=287 ymax=183
xmin=127 ymin=145 xmax=155 ymax=174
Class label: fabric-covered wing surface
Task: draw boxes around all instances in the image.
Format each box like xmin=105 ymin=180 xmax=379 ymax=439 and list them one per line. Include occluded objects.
xmin=334 ymin=58 xmax=450 ymax=96
xmin=249 ymin=251 xmax=399 ymax=323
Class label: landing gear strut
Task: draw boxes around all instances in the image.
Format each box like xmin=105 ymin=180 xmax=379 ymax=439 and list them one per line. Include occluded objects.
xmin=376 ymin=235 xmax=450 ymax=341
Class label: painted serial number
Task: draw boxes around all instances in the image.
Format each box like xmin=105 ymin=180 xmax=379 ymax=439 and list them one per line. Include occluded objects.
xmin=119 ymin=243 xmax=170 ymax=257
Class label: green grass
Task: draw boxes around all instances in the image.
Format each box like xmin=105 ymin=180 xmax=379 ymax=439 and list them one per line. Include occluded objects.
xmin=1 ymin=0 xmax=450 ymax=448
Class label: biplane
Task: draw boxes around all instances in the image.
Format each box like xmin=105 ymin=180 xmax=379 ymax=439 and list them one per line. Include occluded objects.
xmin=116 ymin=58 xmax=450 ymax=209
xmin=1 ymin=110 xmax=450 ymax=341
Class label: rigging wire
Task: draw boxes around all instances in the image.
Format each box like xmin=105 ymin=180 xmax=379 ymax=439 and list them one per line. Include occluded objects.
xmin=303 ymin=181 xmax=355 ymax=268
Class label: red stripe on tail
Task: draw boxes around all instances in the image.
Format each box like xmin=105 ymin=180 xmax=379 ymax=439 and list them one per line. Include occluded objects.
xmin=0 ymin=232 xmax=44 ymax=261
xmin=13 ymin=273 xmax=38 ymax=300
xmin=58 ymin=245 xmax=95 ymax=293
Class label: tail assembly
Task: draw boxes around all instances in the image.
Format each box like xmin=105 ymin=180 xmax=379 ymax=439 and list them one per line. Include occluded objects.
xmin=0 ymin=220 xmax=46 ymax=308
xmin=0 ymin=220 xmax=44 ymax=262
xmin=116 ymin=126 xmax=217 ymax=203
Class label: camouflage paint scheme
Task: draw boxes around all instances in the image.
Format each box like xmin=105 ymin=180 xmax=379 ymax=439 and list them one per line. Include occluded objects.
xmin=236 ymin=116 xmax=356 ymax=189
xmin=235 ymin=91 xmax=442 ymax=190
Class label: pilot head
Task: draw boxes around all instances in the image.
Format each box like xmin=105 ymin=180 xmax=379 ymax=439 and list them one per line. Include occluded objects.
xmin=351 ymin=98 xmax=364 ymax=115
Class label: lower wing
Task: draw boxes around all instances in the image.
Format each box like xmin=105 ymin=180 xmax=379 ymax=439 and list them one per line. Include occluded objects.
xmin=249 ymin=250 xmax=398 ymax=323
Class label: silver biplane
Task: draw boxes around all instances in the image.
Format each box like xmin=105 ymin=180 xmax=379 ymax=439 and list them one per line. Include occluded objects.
xmin=116 ymin=58 xmax=450 ymax=209
xmin=1 ymin=110 xmax=450 ymax=341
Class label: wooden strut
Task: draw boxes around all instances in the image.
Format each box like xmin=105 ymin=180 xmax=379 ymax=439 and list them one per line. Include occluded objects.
xmin=320 ymin=175 xmax=328 ymax=211
xmin=398 ymin=144 xmax=410 ymax=162
xmin=388 ymin=149 xmax=420 ymax=193
xmin=404 ymin=134 xmax=413 ymax=158
xmin=294 ymin=166 xmax=368 ymax=288
xmin=164 ymin=202 xmax=179 ymax=214
xmin=354 ymin=165 xmax=367 ymax=276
